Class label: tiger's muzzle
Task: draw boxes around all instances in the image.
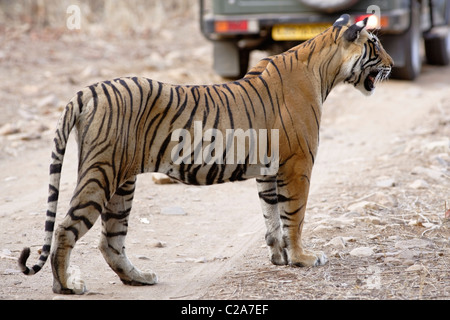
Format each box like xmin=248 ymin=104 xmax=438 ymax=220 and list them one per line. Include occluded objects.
xmin=364 ymin=66 xmax=392 ymax=92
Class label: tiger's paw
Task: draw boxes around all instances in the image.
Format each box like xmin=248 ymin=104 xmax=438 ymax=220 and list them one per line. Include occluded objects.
xmin=120 ymin=269 xmax=158 ymax=286
xmin=266 ymin=233 xmax=288 ymax=265
xmin=289 ymin=250 xmax=328 ymax=268
xmin=268 ymin=247 xmax=288 ymax=265
xmin=52 ymin=265 xmax=86 ymax=295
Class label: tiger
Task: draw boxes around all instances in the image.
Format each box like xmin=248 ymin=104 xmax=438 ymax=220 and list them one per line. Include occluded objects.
xmin=18 ymin=14 xmax=393 ymax=294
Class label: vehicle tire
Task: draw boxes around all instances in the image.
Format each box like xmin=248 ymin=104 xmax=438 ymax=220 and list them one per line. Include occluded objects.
xmin=424 ymin=27 xmax=450 ymax=65
xmin=390 ymin=1 xmax=422 ymax=80
xmin=213 ymin=41 xmax=249 ymax=79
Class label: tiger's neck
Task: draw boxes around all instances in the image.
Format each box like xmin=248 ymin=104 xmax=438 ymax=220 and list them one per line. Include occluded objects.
xmin=287 ymin=28 xmax=347 ymax=102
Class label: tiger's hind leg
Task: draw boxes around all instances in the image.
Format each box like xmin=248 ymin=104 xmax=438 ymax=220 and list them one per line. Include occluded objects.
xmin=256 ymin=176 xmax=287 ymax=265
xmin=51 ymin=185 xmax=105 ymax=294
xmin=99 ymin=176 xmax=158 ymax=286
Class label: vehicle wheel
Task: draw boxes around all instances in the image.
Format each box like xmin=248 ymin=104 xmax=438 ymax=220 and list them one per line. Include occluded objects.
xmin=424 ymin=27 xmax=450 ymax=65
xmin=390 ymin=1 xmax=422 ymax=80
xmin=213 ymin=41 xmax=249 ymax=79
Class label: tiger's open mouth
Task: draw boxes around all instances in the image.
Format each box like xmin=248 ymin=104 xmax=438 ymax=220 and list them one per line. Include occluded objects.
xmin=364 ymin=70 xmax=380 ymax=91
xmin=364 ymin=67 xmax=391 ymax=92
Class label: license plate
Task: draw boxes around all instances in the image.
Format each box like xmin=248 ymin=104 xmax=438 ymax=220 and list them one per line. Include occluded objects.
xmin=272 ymin=23 xmax=331 ymax=41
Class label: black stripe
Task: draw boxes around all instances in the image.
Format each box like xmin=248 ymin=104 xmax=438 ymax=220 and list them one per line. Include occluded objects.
xmin=205 ymin=163 xmax=219 ymax=185
xmin=76 ymin=90 xmax=84 ymax=113
xmin=154 ymin=133 xmax=173 ymax=172
xmin=148 ymin=86 xmax=174 ymax=154
xmin=114 ymin=186 xmax=135 ymax=197
xmin=49 ymin=163 xmax=62 ymax=174
xmin=105 ymin=231 xmax=127 ymax=237
xmin=221 ymin=86 xmax=234 ymax=129
xmin=258 ymin=187 xmax=278 ymax=205
xmin=68 ymin=201 xmax=103 ymax=229
xmin=310 ymin=104 xmax=320 ymax=131
xmin=247 ymin=80 xmax=266 ymax=121
xmin=79 ymin=85 xmax=100 ymax=166
xmin=65 ymin=226 xmax=79 ymax=241
xmin=269 ymin=59 xmax=283 ymax=85
xmin=47 ymin=185 xmax=59 ymax=202
xmin=284 ymin=204 xmax=304 ymax=216
xmin=38 ymin=254 xmax=48 ymax=262
xmin=46 ymin=210 xmax=56 ymax=218
xmin=141 ymin=81 xmax=163 ymax=173
xmin=171 ymin=87 xmax=188 ymax=126
xmin=277 ymin=194 xmax=296 ymax=203
xmin=45 ymin=220 xmax=55 ymax=232
xmin=102 ymin=208 xmax=132 ymax=221
xmin=235 ymin=81 xmax=256 ymax=116
xmin=32 ymin=265 xmax=41 ymax=273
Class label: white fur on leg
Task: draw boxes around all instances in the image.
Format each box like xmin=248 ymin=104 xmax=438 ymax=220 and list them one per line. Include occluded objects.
xmin=66 ymin=265 xmax=86 ymax=294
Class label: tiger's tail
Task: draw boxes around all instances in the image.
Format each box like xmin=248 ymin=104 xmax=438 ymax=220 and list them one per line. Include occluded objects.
xmin=18 ymin=91 xmax=83 ymax=275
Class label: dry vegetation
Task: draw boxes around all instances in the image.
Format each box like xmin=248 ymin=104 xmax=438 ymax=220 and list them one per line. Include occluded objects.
xmin=0 ymin=0 xmax=197 ymax=33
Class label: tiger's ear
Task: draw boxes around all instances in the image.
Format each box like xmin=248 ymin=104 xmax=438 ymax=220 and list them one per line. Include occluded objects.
xmin=343 ymin=17 xmax=368 ymax=42
xmin=333 ymin=14 xmax=350 ymax=28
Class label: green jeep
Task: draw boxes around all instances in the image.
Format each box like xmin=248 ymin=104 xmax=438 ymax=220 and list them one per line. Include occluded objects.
xmin=200 ymin=0 xmax=450 ymax=80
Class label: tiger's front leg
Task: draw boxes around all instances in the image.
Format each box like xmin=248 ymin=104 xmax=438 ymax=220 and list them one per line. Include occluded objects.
xmin=277 ymin=170 xmax=328 ymax=267
xmin=257 ymin=176 xmax=287 ymax=265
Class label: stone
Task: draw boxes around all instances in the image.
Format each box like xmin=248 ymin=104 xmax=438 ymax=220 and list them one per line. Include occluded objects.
xmin=152 ymin=173 xmax=176 ymax=184
xmin=409 ymin=179 xmax=429 ymax=189
xmin=396 ymin=249 xmax=418 ymax=260
xmin=349 ymin=247 xmax=374 ymax=257
xmin=139 ymin=217 xmax=150 ymax=224
xmin=405 ymin=264 xmax=425 ymax=272
xmin=325 ymin=237 xmax=346 ymax=249
xmin=347 ymin=201 xmax=378 ymax=213
xmin=0 ymin=123 xmax=20 ymax=136
xmin=367 ymin=192 xmax=398 ymax=207
xmin=149 ymin=240 xmax=167 ymax=248
xmin=376 ymin=177 xmax=396 ymax=188
xmin=36 ymin=94 xmax=60 ymax=109
xmin=383 ymin=257 xmax=402 ymax=265
xmin=364 ymin=217 xmax=382 ymax=225
xmin=424 ymin=139 xmax=449 ymax=153
xmin=160 ymin=206 xmax=186 ymax=216
xmin=325 ymin=236 xmax=356 ymax=249
xmin=395 ymin=239 xmax=433 ymax=250
xmin=412 ymin=166 xmax=445 ymax=181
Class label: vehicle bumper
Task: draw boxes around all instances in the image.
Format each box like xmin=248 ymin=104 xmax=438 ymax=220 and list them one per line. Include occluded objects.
xmin=203 ymin=9 xmax=412 ymax=39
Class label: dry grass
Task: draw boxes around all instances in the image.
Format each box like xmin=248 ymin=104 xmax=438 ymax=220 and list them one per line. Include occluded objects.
xmin=0 ymin=0 xmax=198 ymax=33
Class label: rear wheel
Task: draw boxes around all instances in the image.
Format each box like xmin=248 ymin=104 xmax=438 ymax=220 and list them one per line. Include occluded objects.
xmin=389 ymin=1 xmax=422 ymax=80
xmin=213 ymin=41 xmax=250 ymax=79
xmin=424 ymin=27 xmax=450 ymax=65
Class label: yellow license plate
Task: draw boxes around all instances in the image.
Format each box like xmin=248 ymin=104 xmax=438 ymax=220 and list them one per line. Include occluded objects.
xmin=272 ymin=23 xmax=331 ymax=41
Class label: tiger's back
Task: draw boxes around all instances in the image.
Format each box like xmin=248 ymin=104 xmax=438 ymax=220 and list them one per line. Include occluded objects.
xmin=75 ymin=76 xmax=280 ymax=187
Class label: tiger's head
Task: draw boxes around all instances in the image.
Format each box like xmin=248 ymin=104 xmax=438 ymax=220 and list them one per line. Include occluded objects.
xmin=334 ymin=14 xmax=394 ymax=96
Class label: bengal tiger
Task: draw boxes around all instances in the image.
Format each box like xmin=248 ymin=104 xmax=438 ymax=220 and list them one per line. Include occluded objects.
xmin=19 ymin=14 xmax=393 ymax=294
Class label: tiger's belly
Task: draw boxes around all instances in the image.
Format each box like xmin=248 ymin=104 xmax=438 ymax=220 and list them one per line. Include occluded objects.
xmin=159 ymin=162 xmax=278 ymax=185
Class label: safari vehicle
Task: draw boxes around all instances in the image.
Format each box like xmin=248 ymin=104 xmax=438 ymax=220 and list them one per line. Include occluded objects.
xmin=200 ymin=0 xmax=450 ymax=80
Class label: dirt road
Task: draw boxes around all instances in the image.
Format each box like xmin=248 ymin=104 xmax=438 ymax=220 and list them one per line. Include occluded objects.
xmin=0 ymin=16 xmax=449 ymax=300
